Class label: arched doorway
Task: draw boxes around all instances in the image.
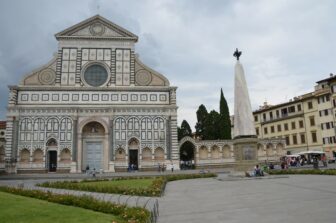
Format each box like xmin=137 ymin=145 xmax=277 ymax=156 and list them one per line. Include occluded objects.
xmin=179 ymin=141 xmax=195 ymax=169
xmin=128 ymin=138 xmax=139 ymax=170
xmin=0 ymin=144 xmax=6 ymax=163
xmin=82 ymin=121 xmax=105 ymax=171
xmin=46 ymin=138 xmax=57 ymax=172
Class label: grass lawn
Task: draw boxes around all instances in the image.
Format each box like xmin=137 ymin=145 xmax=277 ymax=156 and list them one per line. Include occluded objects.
xmin=0 ymin=191 xmax=125 ymax=223
xmin=79 ymin=178 xmax=154 ymax=189
xmin=39 ymin=173 xmax=217 ymax=196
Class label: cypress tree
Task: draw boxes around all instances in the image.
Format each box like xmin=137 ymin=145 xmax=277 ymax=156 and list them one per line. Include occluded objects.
xmin=177 ymin=126 xmax=183 ymax=141
xmin=178 ymin=120 xmax=192 ymax=141
xmin=195 ymin=104 xmax=208 ymax=139
xmin=219 ymin=88 xmax=232 ymax=139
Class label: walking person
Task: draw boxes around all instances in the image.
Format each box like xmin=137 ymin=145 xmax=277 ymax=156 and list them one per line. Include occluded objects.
xmin=321 ymin=154 xmax=328 ymax=167
xmin=85 ymin=165 xmax=90 ymax=175
xmin=92 ymin=168 xmax=96 ymax=178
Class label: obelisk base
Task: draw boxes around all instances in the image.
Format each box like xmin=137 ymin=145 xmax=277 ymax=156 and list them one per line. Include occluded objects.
xmin=233 ymin=137 xmax=258 ymax=172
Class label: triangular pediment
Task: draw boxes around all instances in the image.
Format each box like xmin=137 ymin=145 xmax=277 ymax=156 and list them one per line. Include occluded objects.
xmin=55 ymin=15 xmax=138 ymax=41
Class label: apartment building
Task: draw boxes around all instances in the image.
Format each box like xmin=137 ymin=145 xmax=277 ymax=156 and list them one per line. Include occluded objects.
xmin=253 ymin=74 xmax=336 ymax=159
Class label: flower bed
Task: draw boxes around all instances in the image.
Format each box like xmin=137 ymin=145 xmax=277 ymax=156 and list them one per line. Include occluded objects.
xmin=0 ymin=186 xmax=150 ymax=223
xmin=38 ymin=173 xmax=217 ymax=197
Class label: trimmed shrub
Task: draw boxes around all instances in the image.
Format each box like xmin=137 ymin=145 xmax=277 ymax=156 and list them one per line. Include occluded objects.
xmin=38 ymin=173 xmax=217 ymax=197
xmin=268 ymin=169 xmax=336 ymax=175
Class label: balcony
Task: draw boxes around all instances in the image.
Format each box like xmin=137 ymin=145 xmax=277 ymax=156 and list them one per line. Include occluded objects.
xmin=260 ymin=111 xmax=304 ymax=124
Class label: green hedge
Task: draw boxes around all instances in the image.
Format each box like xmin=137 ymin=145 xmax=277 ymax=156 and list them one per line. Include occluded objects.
xmin=39 ymin=173 xmax=217 ymax=197
xmin=0 ymin=186 xmax=150 ymax=223
xmin=165 ymin=173 xmax=217 ymax=182
xmin=268 ymin=169 xmax=336 ymax=175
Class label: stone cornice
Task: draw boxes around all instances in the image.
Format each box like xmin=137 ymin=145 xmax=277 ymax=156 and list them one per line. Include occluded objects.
xmin=7 ymin=105 xmax=178 ymax=114
xmin=9 ymin=85 xmax=177 ymax=92
xmin=55 ymin=15 xmax=138 ymax=42
xmin=56 ymin=36 xmax=138 ymax=41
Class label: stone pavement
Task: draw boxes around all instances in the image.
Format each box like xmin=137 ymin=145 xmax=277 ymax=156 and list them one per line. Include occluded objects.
xmin=158 ymin=174 xmax=336 ymax=223
xmin=2 ymin=168 xmax=336 ymax=223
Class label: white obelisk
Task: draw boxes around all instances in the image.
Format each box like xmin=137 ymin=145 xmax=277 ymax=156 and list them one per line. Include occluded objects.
xmin=233 ymin=52 xmax=256 ymax=138
xmin=232 ymin=49 xmax=258 ymax=172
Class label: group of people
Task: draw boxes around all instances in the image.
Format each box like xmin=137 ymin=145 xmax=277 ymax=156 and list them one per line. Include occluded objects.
xmin=280 ymin=154 xmax=328 ymax=169
xmin=128 ymin=163 xmax=137 ymax=172
xmin=158 ymin=163 xmax=174 ymax=173
xmin=85 ymin=165 xmax=96 ymax=177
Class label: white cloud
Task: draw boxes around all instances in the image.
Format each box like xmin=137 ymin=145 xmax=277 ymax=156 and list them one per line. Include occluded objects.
xmin=0 ymin=0 xmax=335 ymax=131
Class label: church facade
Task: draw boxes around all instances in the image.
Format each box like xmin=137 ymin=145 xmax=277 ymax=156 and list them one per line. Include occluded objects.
xmin=4 ymin=15 xmax=179 ymax=173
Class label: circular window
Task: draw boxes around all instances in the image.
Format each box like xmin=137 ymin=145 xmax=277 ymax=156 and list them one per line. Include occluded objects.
xmin=83 ymin=64 xmax=108 ymax=87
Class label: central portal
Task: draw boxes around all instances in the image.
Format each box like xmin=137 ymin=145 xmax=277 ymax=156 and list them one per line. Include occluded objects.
xmin=86 ymin=142 xmax=102 ymax=171
xmin=82 ymin=121 xmax=106 ymax=171
xmin=128 ymin=138 xmax=139 ymax=170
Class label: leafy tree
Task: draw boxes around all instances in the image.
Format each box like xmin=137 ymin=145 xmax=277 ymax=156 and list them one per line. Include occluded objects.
xmin=178 ymin=120 xmax=192 ymax=140
xmin=219 ymin=89 xmax=232 ymax=139
xmin=195 ymin=104 xmax=208 ymax=139
xmin=204 ymin=110 xmax=221 ymax=140
xmin=177 ymin=126 xmax=183 ymax=141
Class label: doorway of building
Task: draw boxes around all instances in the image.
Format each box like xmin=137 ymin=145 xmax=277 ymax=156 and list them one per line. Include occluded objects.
xmin=86 ymin=141 xmax=102 ymax=171
xmin=48 ymin=151 xmax=57 ymax=172
xmin=46 ymin=138 xmax=58 ymax=172
xmin=82 ymin=121 xmax=105 ymax=171
xmin=128 ymin=138 xmax=139 ymax=170
xmin=129 ymin=149 xmax=138 ymax=170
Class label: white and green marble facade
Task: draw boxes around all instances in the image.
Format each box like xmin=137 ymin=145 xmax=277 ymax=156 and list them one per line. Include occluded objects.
xmin=4 ymin=15 xmax=179 ymax=173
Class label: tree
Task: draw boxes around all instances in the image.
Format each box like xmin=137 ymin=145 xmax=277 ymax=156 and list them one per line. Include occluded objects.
xmin=178 ymin=120 xmax=192 ymax=141
xmin=195 ymin=104 xmax=208 ymax=139
xmin=204 ymin=110 xmax=221 ymax=140
xmin=219 ymin=89 xmax=232 ymax=139
xmin=177 ymin=126 xmax=183 ymax=141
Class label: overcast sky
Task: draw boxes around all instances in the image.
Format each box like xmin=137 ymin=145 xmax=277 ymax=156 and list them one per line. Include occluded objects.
xmin=0 ymin=0 xmax=336 ymax=130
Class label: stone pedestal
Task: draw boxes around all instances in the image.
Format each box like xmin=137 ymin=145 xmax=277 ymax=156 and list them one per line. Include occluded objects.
xmin=70 ymin=161 xmax=77 ymax=173
xmin=233 ymin=137 xmax=258 ymax=172
xmin=108 ymin=161 xmax=115 ymax=172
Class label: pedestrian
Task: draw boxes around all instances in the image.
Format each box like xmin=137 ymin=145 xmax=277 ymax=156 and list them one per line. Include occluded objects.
xmin=171 ymin=164 xmax=174 ymax=172
xmin=158 ymin=163 xmax=161 ymax=173
xmin=321 ymin=154 xmax=327 ymax=167
xmin=296 ymin=157 xmax=300 ymax=167
xmin=313 ymin=157 xmax=319 ymax=169
xmin=92 ymin=168 xmax=96 ymax=178
xmin=254 ymin=164 xmax=263 ymax=176
xmin=85 ymin=165 xmax=90 ymax=175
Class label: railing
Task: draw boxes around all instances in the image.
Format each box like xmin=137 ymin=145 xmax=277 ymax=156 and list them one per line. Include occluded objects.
xmin=261 ymin=111 xmax=304 ymax=124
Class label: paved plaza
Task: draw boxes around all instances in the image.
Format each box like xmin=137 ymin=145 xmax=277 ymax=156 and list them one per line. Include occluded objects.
xmin=158 ymin=174 xmax=336 ymax=223
xmin=1 ymin=170 xmax=336 ymax=223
